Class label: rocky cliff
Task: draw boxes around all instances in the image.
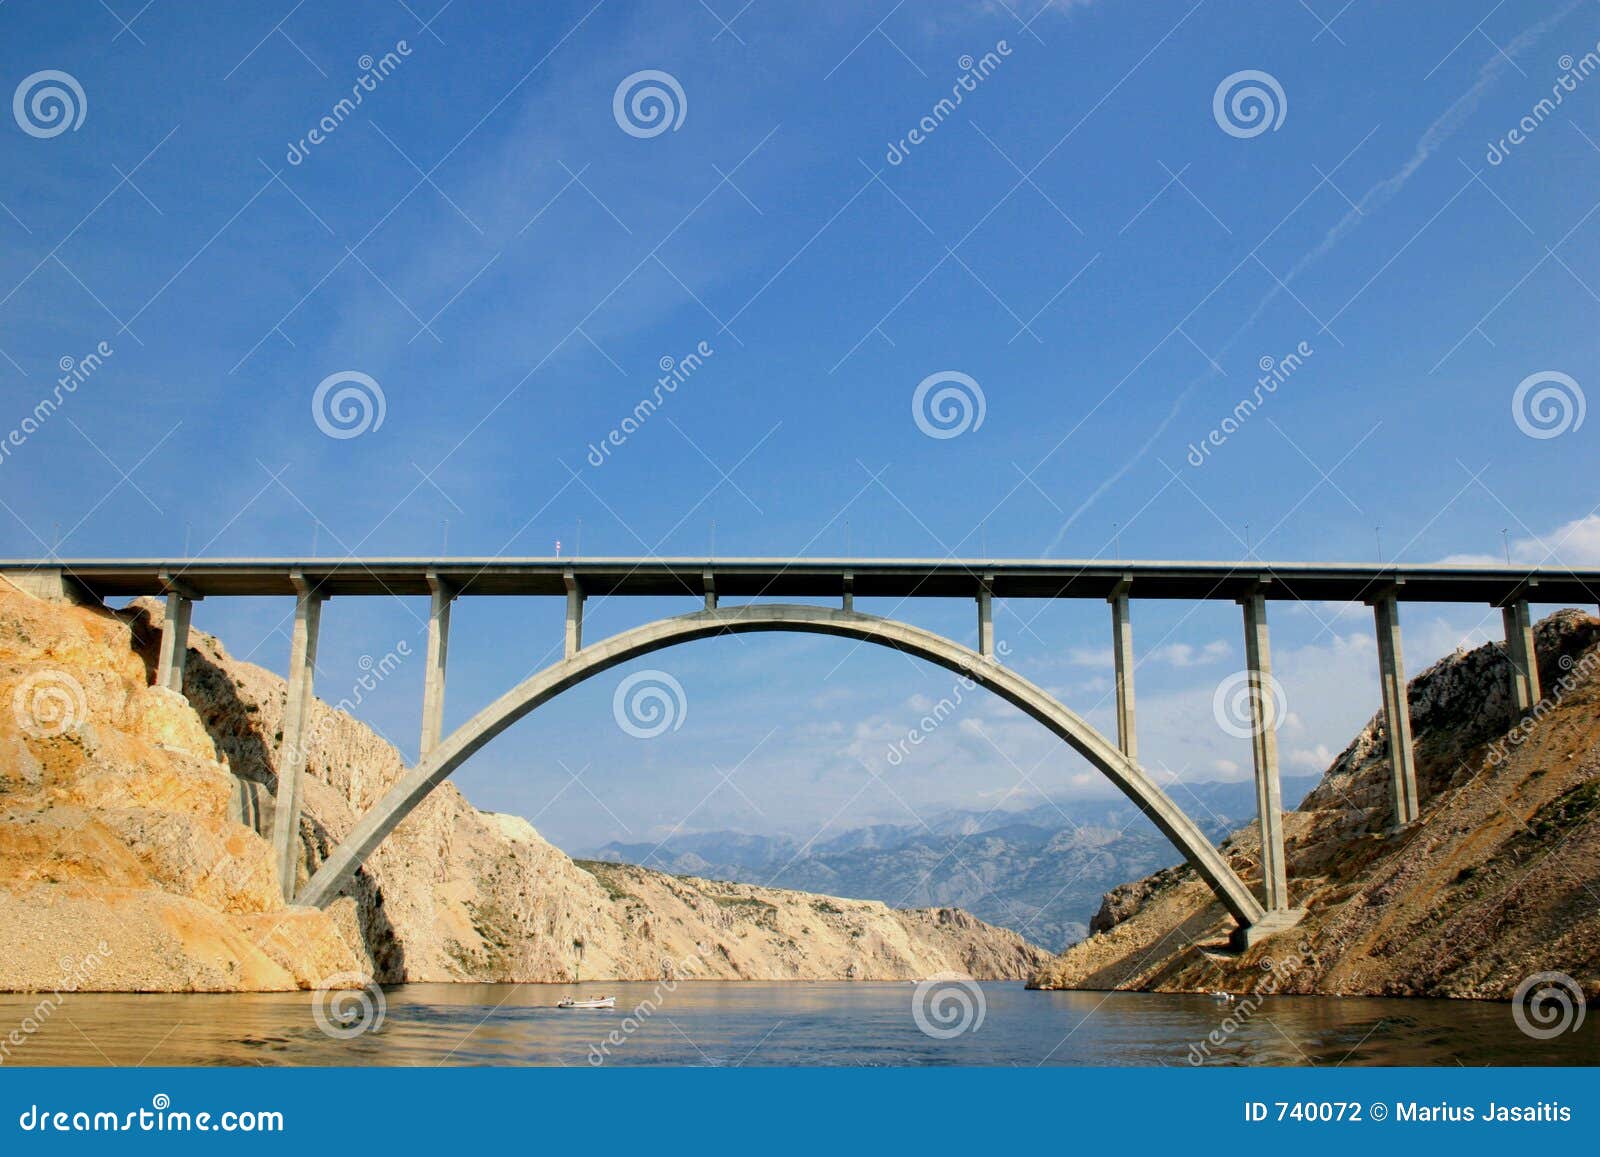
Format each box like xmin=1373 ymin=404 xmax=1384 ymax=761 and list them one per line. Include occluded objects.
xmin=0 ymin=581 xmax=1045 ymax=991
xmin=1029 ymin=610 xmax=1600 ymax=999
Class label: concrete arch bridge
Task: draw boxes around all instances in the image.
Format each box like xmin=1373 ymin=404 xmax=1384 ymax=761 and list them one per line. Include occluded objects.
xmin=7 ymin=557 xmax=1586 ymax=948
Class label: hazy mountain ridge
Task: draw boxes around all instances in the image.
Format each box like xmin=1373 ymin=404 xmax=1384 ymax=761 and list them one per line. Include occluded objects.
xmin=586 ymin=777 xmax=1318 ymax=950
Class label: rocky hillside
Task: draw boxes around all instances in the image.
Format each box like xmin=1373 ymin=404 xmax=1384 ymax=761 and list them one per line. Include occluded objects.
xmin=1029 ymin=610 xmax=1600 ymax=1000
xmin=590 ymin=777 xmax=1320 ymax=951
xmin=0 ymin=581 xmax=1045 ymax=992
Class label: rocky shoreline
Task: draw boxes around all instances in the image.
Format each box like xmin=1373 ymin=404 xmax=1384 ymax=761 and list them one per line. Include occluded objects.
xmin=0 ymin=580 xmax=1046 ymax=992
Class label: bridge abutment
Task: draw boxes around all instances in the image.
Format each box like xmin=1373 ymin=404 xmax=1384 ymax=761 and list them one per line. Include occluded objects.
xmin=564 ymin=570 xmax=585 ymax=658
xmin=1501 ymin=600 xmax=1540 ymax=712
xmin=1109 ymin=584 xmax=1136 ymax=760
xmin=420 ymin=572 xmax=453 ymax=758
xmin=272 ymin=577 xmax=324 ymax=901
xmin=1240 ymin=593 xmax=1289 ymax=913
xmin=977 ymin=576 xmax=995 ymax=658
xmin=1371 ymin=593 xmax=1419 ymax=828
xmin=154 ymin=585 xmax=194 ymax=693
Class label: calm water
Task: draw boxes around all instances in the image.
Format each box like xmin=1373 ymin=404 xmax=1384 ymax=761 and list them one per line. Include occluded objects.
xmin=1 ymin=983 xmax=1593 ymax=1067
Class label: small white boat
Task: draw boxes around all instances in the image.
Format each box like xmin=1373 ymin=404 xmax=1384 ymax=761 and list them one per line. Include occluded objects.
xmin=557 ymin=996 xmax=616 ymax=1010
xmin=1211 ymin=990 xmax=1235 ymax=1003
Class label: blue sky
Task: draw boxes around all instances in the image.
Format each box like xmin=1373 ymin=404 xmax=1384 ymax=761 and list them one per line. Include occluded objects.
xmin=3 ymin=0 xmax=1598 ymax=853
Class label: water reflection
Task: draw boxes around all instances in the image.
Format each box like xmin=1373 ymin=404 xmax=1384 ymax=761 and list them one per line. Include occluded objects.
xmin=0 ymin=983 xmax=1591 ymax=1067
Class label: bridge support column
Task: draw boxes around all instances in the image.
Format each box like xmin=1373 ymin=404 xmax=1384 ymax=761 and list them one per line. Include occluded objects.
xmin=420 ymin=573 xmax=453 ymax=759
xmin=155 ymin=593 xmax=194 ymax=692
xmin=1240 ymin=594 xmax=1289 ymax=913
xmin=1109 ymin=587 xmax=1136 ymax=760
xmin=564 ymin=571 xmax=584 ymax=659
xmin=977 ymin=577 xmax=995 ymax=659
xmin=272 ymin=580 xmax=324 ymax=901
xmin=1501 ymin=601 xmax=1540 ymax=712
xmin=1371 ymin=594 xmax=1419 ymax=827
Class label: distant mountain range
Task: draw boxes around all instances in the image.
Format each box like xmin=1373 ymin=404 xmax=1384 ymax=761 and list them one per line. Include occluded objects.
xmin=583 ymin=776 xmax=1319 ymax=951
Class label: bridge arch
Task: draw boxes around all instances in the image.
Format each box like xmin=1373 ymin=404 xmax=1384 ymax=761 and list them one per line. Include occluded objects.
xmin=296 ymin=604 xmax=1267 ymax=929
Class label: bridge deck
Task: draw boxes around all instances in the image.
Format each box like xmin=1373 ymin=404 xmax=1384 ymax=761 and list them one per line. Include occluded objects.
xmin=2 ymin=558 xmax=1595 ymax=605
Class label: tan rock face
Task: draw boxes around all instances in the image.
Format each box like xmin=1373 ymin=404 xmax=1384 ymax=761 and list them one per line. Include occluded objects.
xmin=1029 ymin=610 xmax=1600 ymax=1001
xmin=0 ymin=583 xmax=1046 ymax=991
xmin=0 ymin=584 xmax=365 ymax=993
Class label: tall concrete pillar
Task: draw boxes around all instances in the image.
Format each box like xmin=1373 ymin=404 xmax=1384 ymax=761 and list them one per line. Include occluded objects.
xmin=1371 ymin=593 xmax=1419 ymax=827
xmin=272 ymin=580 xmax=324 ymax=901
xmin=419 ymin=573 xmax=453 ymax=759
xmin=703 ymin=569 xmax=718 ymax=612
xmin=1240 ymin=593 xmax=1288 ymax=912
xmin=1109 ymin=588 xmax=1136 ymax=760
xmin=155 ymin=593 xmax=193 ymax=693
xmin=841 ymin=571 xmax=854 ymax=613
xmin=976 ymin=578 xmax=995 ymax=659
xmin=1501 ymin=601 xmax=1540 ymax=711
xmin=564 ymin=570 xmax=584 ymax=659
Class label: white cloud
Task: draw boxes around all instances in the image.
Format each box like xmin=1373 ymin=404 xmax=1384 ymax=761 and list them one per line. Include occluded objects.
xmin=1151 ymin=639 xmax=1230 ymax=667
xmin=1437 ymin=513 xmax=1600 ymax=569
xmin=1066 ymin=645 xmax=1113 ymax=667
